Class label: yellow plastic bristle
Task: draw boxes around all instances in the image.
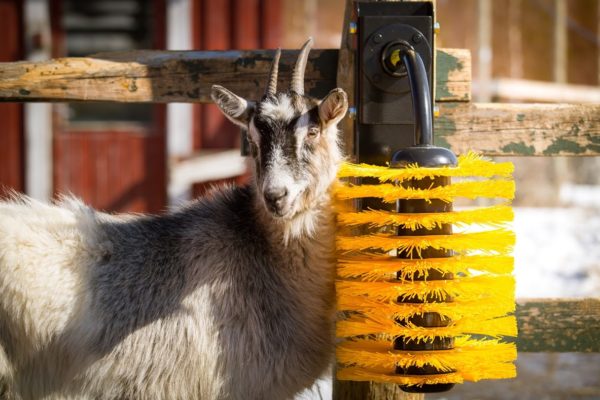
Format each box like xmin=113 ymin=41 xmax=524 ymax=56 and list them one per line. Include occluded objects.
xmin=335 ymin=180 xmax=515 ymax=203
xmin=337 ymin=337 xmax=516 ymax=371
xmin=337 ymin=367 xmax=464 ymax=385
xmin=337 ymin=362 xmax=516 ymax=385
xmin=337 ymin=229 xmax=515 ymax=255
xmin=337 ymin=294 xmax=515 ymax=322
xmin=337 ymin=204 xmax=513 ymax=230
xmin=336 ymin=274 xmax=515 ymax=305
xmin=336 ymin=314 xmax=517 ymax=339
xmin=337 ymin=151 xmax=514 ymax=182
xmin=335 ymin=153 xmax=517 ymax=386
xmin=337 ymin=255 xmax=514 ymax=280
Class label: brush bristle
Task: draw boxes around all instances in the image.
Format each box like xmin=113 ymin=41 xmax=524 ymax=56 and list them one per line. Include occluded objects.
xmin=335 ymin=153 xmax=517 ymax=387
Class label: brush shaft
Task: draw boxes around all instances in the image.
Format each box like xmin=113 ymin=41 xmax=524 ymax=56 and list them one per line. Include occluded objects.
xmin=394 ymin=175 xmax=456 ymax=393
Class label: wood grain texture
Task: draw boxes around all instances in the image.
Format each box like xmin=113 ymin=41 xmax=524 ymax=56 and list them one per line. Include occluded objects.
xmin=436 ymin=48 xmax=471 ymax=102
xmin=435 ymin=102 xmax=600 ymax=156
xmin=0 ymin=48 xmax=469 ymax=104
xmin=516 ymin=298 xmax=600 ymax=352
xmin=0 ymin=49 xmax=338 ymax=103
xmin=334 ymin=380 xmax=424 ymax=400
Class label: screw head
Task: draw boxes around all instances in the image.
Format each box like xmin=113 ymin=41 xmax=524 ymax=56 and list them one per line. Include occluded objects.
xmin=348 ymin=106 xmax=357 ymax=119
xmin=373 ymin=33 xmax=383 ymax=43
xmin=412 ymin=33 xmax=423 ymax=44
xmin=349 ymin=22 xmax=357 ymax=34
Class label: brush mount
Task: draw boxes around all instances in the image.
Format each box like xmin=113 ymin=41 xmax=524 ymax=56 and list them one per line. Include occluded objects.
xmin=355 ymin=1 xmax=458 ymax=393
xmin=355 ymin=1 xmax=434 ymax=166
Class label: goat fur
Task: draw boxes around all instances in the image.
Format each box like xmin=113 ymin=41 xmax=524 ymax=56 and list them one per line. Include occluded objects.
xmin=0 ymin=180 xmax=338 ymax=399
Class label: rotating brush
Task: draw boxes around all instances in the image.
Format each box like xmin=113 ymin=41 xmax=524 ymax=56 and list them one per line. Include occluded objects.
xmin=334 ymin=45 xmax=517 ymax=393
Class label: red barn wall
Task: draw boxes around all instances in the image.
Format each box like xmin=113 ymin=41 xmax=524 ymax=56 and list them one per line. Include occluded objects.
xmin=0 ymin=0 xmax=24 ymax=196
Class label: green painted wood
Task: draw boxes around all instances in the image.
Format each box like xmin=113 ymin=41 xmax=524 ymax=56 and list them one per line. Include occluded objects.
xmin=435 ymin=103 xmax=600 ymax=156
xmin=516 ymin=298 xmax=600 ymax=352
xmin=435 ymin=48 xmax=471 ymax=102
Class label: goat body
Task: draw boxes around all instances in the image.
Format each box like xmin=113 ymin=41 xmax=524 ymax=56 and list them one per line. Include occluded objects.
xmin=0 ymin=38 xmax=347 ymax=400
xmin=0 ymin=186 xmax=336 ymax=399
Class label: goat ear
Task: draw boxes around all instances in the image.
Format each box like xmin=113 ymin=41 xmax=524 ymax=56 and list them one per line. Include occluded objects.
xmin=211 ymin=85 xmax=255 ymax=128
xmin=318 ymin=88 xmax=348 ymax=128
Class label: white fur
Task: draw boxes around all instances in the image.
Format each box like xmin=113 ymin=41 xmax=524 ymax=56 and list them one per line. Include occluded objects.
xmin=259 ymin=94 xmax=297 ymax=122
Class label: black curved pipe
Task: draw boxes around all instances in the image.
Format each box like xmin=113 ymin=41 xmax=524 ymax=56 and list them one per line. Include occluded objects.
xmin=395 ymin=46 xmax=433 ymax=146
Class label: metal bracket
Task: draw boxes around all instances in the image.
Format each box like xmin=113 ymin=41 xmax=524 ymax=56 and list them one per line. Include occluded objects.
xmin=355 ymin=1 xmax=434 ymax=166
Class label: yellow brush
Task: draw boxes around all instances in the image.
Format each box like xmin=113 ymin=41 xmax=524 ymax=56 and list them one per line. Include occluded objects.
xmin=334 ymin=152 xmax=517 ymax=392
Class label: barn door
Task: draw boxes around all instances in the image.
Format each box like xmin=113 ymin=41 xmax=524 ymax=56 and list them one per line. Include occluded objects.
xmin=0 ymin=0 xmax=24 ymax=196
xmin=50 ymin=0 xmax=167 ymax=213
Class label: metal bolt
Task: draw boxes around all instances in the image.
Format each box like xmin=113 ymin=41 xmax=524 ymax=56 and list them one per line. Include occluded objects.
xmin=412 ymin=33 xmax=423 ymax=44
xmin=348 ymin=106 xmax=357 ymax=119
xmin=349 ymin=22 xmax=357 ymax=34
xmin=373 ymin=33 xmax=383 ymax=43
xmin=434 ymin=21 xmax=441 ymax=34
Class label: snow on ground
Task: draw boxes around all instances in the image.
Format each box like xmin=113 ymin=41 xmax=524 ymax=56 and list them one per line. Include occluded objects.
xmin=514 ymin=207 xmax=600 ymax=298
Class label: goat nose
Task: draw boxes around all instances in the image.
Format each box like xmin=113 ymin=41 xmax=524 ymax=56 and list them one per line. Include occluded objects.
xmin=264 ymin=187 xmax=288 ymax=204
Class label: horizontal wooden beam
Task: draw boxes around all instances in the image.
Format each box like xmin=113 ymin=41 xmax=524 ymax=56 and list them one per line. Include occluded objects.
xmin=0 ymin=49 xmax=469 ymax=103
xmin=435 ymin=103 xmax=600 ymax=156
xmin=489 ymin=78 xmax=600 ymax=104
xmin=516 ymin=298 xmax=600 ymax=352
xmin=0 ymin=49 xmax=337 ymax=103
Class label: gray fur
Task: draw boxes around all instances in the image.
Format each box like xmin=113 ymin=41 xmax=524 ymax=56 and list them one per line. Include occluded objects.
xmin=0 ymin=40 xmax=347 ymax=400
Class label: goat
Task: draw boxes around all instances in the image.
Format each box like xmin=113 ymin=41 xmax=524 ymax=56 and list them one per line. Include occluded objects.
xmin=0 ymin=38 xmax=348 ymax=400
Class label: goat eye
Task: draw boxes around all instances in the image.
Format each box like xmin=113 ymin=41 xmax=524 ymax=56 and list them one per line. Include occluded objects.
xmin=307 ymin=127 xmax=320 ymax=138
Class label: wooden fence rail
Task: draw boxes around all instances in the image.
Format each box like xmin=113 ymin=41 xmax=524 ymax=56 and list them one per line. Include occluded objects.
xmin=1 ymin=49 xmax=599 ymax=156
xmin=0 ymin=48 xmax=468 ymax=103
xmin=516 ymin=298 xmax=600 ymax=352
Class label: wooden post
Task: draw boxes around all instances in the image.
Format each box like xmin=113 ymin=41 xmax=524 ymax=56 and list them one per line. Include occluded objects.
xmin=476 ymin=0 xmax=492 ymax=101
xmin=552 ymin=0 xmax=567 ymax=84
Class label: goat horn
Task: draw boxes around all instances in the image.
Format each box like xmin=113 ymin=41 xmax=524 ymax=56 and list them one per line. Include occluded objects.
xmin=265 ymin=48 xmax=281 ymax=97
xmin=290 ymin=37 xmax=313 ymax=95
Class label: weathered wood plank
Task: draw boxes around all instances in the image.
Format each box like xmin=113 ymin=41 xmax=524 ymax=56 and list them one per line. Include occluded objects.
xmin=334 ymin=381 xmax=424 ymax=400
xmin=490 ymin=78 xmax=600 ymax=104
xmin=516 ymin=298 xmax=600 ymax=352
xmin=0 ymin=49 xmax=338 ymax=103
xmin=436 ymin=48 xmax=471 ymax=102
xmin=435 ymin=103 xmax=600 ymax=156
xmin=0 ymin=48 xmax=470 ymax=104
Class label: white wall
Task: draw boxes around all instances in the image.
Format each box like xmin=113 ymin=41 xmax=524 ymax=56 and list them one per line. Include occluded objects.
xmin=24 ymin=0 xmax=53 ymax=202
xmin=167 ymin=0 xmax=193 ymax=205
